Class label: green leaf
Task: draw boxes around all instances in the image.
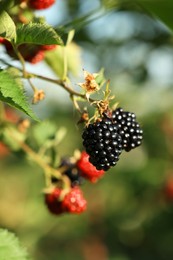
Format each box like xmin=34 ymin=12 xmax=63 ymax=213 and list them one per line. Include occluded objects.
xmin=95 ymin=68 xmax=106 ymax=87
xmin=31 ymin=121 xmax=67 ymax=147
xmin=0 ymin=68 xmax=39 ymax=121
xmin=45 ymin=47 xmax=64 ymax=79
xmin=45 ymin=42 xmax=82 ymax=79
xmin=66 ymin=30 xmax=75 ymax=46
xmin=0 ymin=11 xmax=16 ymax=41
xmin=16 ymin=22 xmax=64 ymax=46
xmin=101 ymin=0 xmax=173 ymax=31
xmin=0 ymin=229 xmax=29 ymax=260
xmin=56 ymin=7 xmax=103 ymax=34
xmin=3 ymin=126 xmax=26 ymax=151
xmin=136 ymin=0 xmax=173 ymax=31
xmin=101 ymin=0 xmax=119 ymax=10
xmin=31 ymin=120 xmax=57 ymax=146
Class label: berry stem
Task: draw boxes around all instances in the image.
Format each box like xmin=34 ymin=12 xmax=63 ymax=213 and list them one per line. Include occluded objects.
xmin=0 ymin=102 xmax=5 ymax=123
xmin=24 ymin=71 xmax=96 ymax=103
xmin=62 ymin=46 xmax=68 ymax=81
xmin=12 ymin=43 xmax=27 ymax=77
xmin=28 ymin=72 xmax=84 ymax=97
xmin=6 ymin=128 xmax=65 ymax=186
xmin=70 ymin=94 xmax=82 ymax=114
xmin=62 ymin=30 xmax=75 ymax=81
xmin=27 ymin=78 xmax=37 ymax=92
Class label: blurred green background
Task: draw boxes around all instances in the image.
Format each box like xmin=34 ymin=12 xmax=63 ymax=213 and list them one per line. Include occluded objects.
xmin=1 ymin=0 xmax=173 ymax=259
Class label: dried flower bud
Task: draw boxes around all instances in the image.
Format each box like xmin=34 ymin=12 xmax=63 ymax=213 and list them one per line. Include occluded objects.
xmin=78 ymin=70 xmax=100 ymax=99
xmin=18 ymin=119 xmax=30 ymax=133
xmin=77 ymin=111 xmax=89 ymax=124
xmin=32 ymin=89 xmax=45 ymax=104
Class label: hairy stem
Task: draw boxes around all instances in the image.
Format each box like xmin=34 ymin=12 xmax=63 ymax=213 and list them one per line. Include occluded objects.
xmin=12 ymin=44 xmax=27 ymax=77
xmin=0 ymin=58 xmax=96 ymax=103
xmin=24 ymin=71 xmax=96 ymax=103
xmin=62 ymin=46 xmax=68 ymax=81
xmin=28 ymin=78 xmax=37 ymax=92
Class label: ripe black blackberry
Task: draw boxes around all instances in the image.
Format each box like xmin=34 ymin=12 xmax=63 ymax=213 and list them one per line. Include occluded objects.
xmin=112 ymin=107 xmax=143 ymax=152
xmin=60 ymin=158 xmax=84 ymax=187
xmin=82 ymin=116 xmax=122 ymax=171
xmin=51 ymin=158 xmax=84 ymax=187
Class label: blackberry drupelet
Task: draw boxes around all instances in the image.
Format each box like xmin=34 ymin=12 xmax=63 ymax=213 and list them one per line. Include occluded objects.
xmin=82 ymin=116 xmax=122 ymax=171
xmin=112 ymin=107 xmax=143 ymax=152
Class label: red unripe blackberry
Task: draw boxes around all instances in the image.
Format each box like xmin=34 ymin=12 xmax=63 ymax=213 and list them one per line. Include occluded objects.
xmin=62 ymin=186 xmax=87 ymax=214
xmin=76 ymin=151 xmax=105 ymax=183
xmin=0 ymin=106 xmax=19 ymax=157
xmin=45 ymin=188 xmax=64 ymax=215
xmin=0 ymin=142 xmax=10 ymax=158
xmin=24 ymin=49 xmax=45 ymax=64
xmin=112 ymin=107 xmax=143 ymax=152
xmin=40 ymin=45 xmax=57 ymax=51
xmin=164 ymin=178 xmax=173 ymax=201
xmin=0 ymin=37 xmax=5 ymax=44
xmin=4 ymin=41 xmax=45 ymax=64
xmin=3 ymin=41 xmax=57 ymax=64
xmin=82 ymin=116 xmax=122 ymax=171
xmin=28 ymin=0 xmax=55 ymax=10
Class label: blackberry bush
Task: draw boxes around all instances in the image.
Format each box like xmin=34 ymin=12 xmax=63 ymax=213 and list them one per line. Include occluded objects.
xmin=0 ymin=0 xmax=144 ymax=221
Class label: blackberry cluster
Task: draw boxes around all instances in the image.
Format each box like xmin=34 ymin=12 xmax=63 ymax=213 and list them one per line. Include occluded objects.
xmin=82 ymin=117 xmax=122 ymax=171
xmin=82 ymin=107 xmax=143 ymax=171
xmin=112 ymin=107 xmax=143 ymax=152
